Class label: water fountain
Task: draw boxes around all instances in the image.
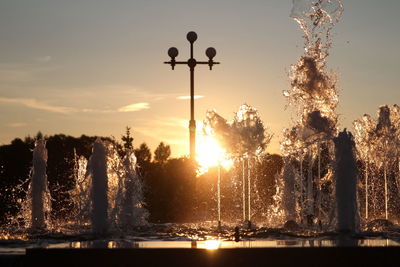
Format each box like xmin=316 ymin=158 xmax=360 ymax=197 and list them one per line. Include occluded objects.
xmin=334 ymin=130 xmax=358 ymax=233
xmin=232 ymin=104 xmax=270 ymax=226
xmin=30 ymin=140 xmax=51 ymax=230
xmin=282 ymin=157 xmax=296 ymax=223
xmin=280 ymin=0 xmax=343 ymax=228
xmin=86 ymin=139 xmax=109 ymax=234
xmin=353 ymin=105 xmax=400 ymax=223
xmin=119 ymin=149 xmax=146 ymax=228
xmin=72 ymin=138 xmax=148 ymax=233
xmin=202 ymin=104 xmax=271 ymax=227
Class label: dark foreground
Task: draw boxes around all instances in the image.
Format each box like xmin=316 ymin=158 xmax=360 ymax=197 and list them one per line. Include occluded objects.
xmin=1 ymin=247 xmax=400 ymax=267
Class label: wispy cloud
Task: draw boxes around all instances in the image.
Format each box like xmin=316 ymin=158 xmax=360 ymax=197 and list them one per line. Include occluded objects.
xmin=35 ymin=56 xmax=52 ymax=63
xmin=0 ymin=96 xmax=150 ymax=114
xmin=176 ymin=95 xmax=204 ymax=100
xmin=75 ymin=85 xmax=175 ymax=102
xmin=0 ymin=96 xmax=76 ymax=114
xmin=0 ymin=65 xmax=38 ymax=83
xmin=118 ymin=102 xmax=150 ymax=112
xmin=6 ymin=122 xmax=27 ymax=128
xmin=81 ymin=108 xmax=114 ymax=113
xmin=0 ymin=63 xmax=58 ymax=84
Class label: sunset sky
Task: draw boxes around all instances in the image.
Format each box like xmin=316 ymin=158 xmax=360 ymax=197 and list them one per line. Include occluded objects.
xmin=1 ymin=0 xmax=399 ymax=157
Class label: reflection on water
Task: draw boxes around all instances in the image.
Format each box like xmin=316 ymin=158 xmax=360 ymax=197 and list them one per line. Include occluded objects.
xmin=42 ymin=238 xmax=400 ymax=250
xmin=1 ymin=238 xmax=399 ymax=255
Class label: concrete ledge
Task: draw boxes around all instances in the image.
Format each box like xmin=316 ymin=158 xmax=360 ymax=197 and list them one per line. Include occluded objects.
xmin=0 ymin=247 xmax=397 ymax=267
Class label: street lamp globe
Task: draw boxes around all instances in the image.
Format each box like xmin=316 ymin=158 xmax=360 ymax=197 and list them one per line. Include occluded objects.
xmin=186 ymin=31 xmax=198 ymax=43
xmin=168 ymin=47 xmax=179 ymax=59
xmin=206 ymin=47 xmax=217 ymax=59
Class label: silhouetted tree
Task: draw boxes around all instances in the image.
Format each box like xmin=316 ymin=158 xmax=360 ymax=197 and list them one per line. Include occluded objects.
xmin=154 ymin=142 xmax=171 ymax=164
xmin=134 ymin=143 xmax=152 ymax=181
xmin=253 ymin=154 xmax=284 ymax=221
xmin=0 ymin=134 xmax=115 ymax=223
xmin=45 ymin=134 xmax=99 ymax=219
xmin=1 ymin=132 xmax=288 ymax=225
xmin=0 ymin=138 xmax=32 ymax=224
xmin=144 ymin=157 xmax=196 ymax=222
xmin=121 ymin=126 xmax=134 ymax=151
xmin=163 ymin=158 xmax=196 ymax=222
xmin=134 ymin=143 xmax=152 ymax=166
xmin=35 ymin=131 xmax=44 ymax=140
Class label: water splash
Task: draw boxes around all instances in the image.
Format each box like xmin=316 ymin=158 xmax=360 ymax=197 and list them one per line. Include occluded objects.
xmin=196 ymin=133 xmax=233 ymax=176
xmin=70 ymin=152 xmax=90 ymax=225
xmin=86 ymin=139 xmax=108 ymax=234
xmin=17 ymin=140 xmax=52 ymax=230
xmin=203 ymin=110 xmax=235 ymax=155
xmin=353 ymin=105 xmax=400 ymax=222
xmin=284 ymin=0 xmax=343 ymax=137
xmin=203 ymin=105 xmax=271 ymax=160
xmin=202 ymin=104 xmax=271 ymax=224
xmin=267 ymin=172 xmax=285 ymax=227
xmin=281 ymin=0 xmax=343 ymax=228
xmin=282 ymin=157 xmax=297 ymax=221
xmin=290 ymin=0 xmax=343 ymax=60
xmin=232 ymin=104 xmax=271 ymax=157
xmin=113 ymin=149 xmax=149 ymax=228
xmin=73 ymin=139 xmax=148 ymax=233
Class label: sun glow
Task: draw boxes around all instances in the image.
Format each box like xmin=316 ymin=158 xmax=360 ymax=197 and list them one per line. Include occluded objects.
xmin=196 ymin=132 xmax=233 ymax=176
xmin=204 ymin=239 xmax=221 ymax=250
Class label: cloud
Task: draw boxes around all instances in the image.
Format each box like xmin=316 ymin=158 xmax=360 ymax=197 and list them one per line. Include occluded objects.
xmin=118 ymin=102 xmax=150 ymax=112
xmin=6 ymin=122 xmax=27 ymax=128
xmin=0 ymin=96 xmax=152 ymax=114
xmin=0 ymin=96 xmax=76 ymax=114
xmin=0 ymin=65 xmax=38 ymax=83
xmin=35 ymin=56 xmax=52 ymax=63
xmin=81 ymin=108 xmax=114 ymax=113
xmin=0 ymin=63 xmax=57 ymax=84
xmin=176 ymin=95 xmax=204 ymax=100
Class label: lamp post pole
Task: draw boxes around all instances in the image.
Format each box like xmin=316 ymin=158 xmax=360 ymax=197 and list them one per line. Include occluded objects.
xmin=164 ymin=31 xmax=219 ymax=160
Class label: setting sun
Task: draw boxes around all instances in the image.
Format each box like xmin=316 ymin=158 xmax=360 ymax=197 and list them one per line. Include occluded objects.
xmin=196 ymin=132 xmax=233 ymax=175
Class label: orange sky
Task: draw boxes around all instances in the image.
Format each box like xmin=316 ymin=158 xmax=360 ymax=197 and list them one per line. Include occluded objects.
xmin=1 ymin=1 xmax=399 ymax=157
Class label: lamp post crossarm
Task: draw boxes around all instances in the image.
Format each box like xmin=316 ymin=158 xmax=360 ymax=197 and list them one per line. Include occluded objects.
xmin=196 ymin=61 xmax=220 ymax=65
xmin=163 ymin=61 xmax=190 ymax=65
xmin=164 ymin=61 xmax=220 ymax=65
xmin=164 ymin=61 xmax=220 ymax=71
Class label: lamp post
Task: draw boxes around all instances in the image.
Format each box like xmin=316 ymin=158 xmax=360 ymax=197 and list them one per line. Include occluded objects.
xmin=164 ymin=31 xmax=220 ymax=159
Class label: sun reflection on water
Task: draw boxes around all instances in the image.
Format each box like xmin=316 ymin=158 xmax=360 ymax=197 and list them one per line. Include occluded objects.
xmin=203 ymin=239 xmax=221 ymax=250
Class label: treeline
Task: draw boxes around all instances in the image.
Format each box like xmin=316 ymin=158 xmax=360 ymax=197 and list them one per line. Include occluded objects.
xmin=0 ymin=129 xmax=283 ymax=224
xmin=0 ymin=133 xmax=107 ymax=224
